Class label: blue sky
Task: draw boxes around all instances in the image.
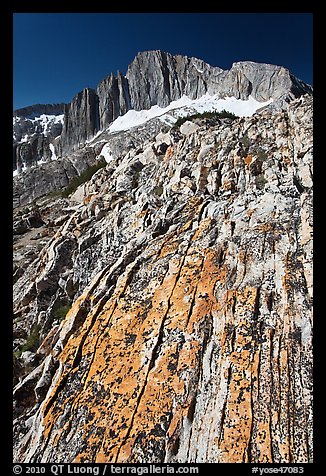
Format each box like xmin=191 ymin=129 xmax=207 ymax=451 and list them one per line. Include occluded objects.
xmin=13 ymin=13 xmax=313 ymax=110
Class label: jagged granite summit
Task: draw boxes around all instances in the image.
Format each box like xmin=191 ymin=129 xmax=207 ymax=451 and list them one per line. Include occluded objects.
xmin=65 ymin=51 xmax=311 ymax=153
xmin=125 ymin=52 xmax=310 ymax=109
xmin=13 ymin=50 xmax=312 ymax=166
xmin=13 ymin=95 xmax=313 ymax=463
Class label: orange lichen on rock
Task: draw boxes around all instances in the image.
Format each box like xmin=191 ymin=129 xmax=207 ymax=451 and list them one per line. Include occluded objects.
xmin=115 ymin=247 xmax=222 ymax=462
xmin=83 ymin=193 xmax=97 ymax=205
xmin=38 ymin=224 xmax=230 ymax=463
xmin=221 ymin=179 xmax=235 ymax=192
xmin=244 ymin=155 xmax=253 ymax=165
xmin=18 ymin=219 xmax=311 ymax=464
xmin=36 ymin=325 xmax=59 ymax=357
xmin=40 ymin=250 xmax=187 ymax=462
xmin=158 ymin=237 xmax=181 ymax=259
xmin=164 ymin=145 xmax=175 ymax=161
xmin=192 ymin=217 xmax=214 ymax=241
xmin=216 ymin=288 xmax=262 ymax=463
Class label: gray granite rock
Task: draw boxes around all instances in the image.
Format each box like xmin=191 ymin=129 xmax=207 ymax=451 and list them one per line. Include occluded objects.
xmin=126 ymin=50 xmax=223 ymax=109
xmin=97 ymin=71 xmax=130 ymax=130
xmin=60 ymin=88 xmax=100 ymax=154
xmin=13 ymin=147 xmax=98 ymax=207
xmin=126 ymin=51 xmax=312 ymax=111
xmin=58 ymin=51 xmax=311 ymax=155
xmin=14 ymin=103 xmax=65 ymax=119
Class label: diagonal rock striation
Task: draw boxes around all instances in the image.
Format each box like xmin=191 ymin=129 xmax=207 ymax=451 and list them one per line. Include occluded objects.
xmin=13 ymin=95 xmax=313 ymax=463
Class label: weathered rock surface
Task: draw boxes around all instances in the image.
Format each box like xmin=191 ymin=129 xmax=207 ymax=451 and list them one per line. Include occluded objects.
xmin=13 ymin=95 xmax=313 ymax=463
xmin=208 ymin=60 xmax=311 ymax=103
xmin=13 ymin=147 xmax=98 ymax=208
xmin=126 ymin=51 xmax=312 ymax=110
xmin=13 ymin=114 xmax=174 ymax=208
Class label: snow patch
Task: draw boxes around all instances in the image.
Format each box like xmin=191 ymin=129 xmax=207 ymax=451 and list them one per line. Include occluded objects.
xmin=20 ymin=134 xmax=30 ymax=143
xmin=98 ymin=143 xmax=114 ymax=163
xmin=13 ymin=114 xmax=65 ymax=141
xmin=35 ymin=114 xmax=64 ymax=136
xmin=85 ymin=129 xmax=103 ymax=144
xmin=193 ymin=64 xmax=204 ymax=74
xmin=49 ymin=144 xmax=57 ymax=160
xmin=13 ymin=113 xmax=64 ymax=127
xmin=108 ymin=94 xmax=273 ymax=133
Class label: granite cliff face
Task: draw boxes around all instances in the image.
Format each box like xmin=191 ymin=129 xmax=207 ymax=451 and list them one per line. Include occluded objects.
xmin=60 ymin=88 xmax=100 ymax=154
xmin=13 ymin=95 xmax=313 ymax=463
xmin=97 ymin=71 xmax=130 ymax=130
xmin=211 ymin=61 xmax=311 ymax=103
xmin=125 ymin=51 xmax=222 ymax=110
xmin=14 ymin=104 xmax=66 ymax=119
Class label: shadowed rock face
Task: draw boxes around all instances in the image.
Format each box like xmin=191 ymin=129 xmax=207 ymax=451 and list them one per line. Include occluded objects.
xmin=13 ymin=95 xmax=313 ymax=463
xmin=97 ymin=71 xmax=130 ymax=130
xmin=13 ymin=147 xmax=98 ymax=208
xmin=14 ymin=104 xmax=66 ymax=119
xmin=60 ymin=88 xmax=100 ymax=154
xmin=13 ymin=104 xmax=66 ymax=170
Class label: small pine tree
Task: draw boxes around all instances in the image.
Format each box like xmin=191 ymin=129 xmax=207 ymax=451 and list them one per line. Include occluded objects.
xmin=173 ymin=110 xmax=238 ymax=128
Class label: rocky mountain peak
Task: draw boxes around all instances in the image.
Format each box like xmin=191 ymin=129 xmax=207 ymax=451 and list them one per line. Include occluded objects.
xmin=231 ymin=60 xmax=281 ymax=68
xmin=228 ymin=60 xmax=311 ymax=102
xmin=126 ymin=50 xmax=224 ymax=110
xmin=13 ymin=50 xmax=312 ymax=188
xmin=14 ymin=103 xmax=66 ymax=119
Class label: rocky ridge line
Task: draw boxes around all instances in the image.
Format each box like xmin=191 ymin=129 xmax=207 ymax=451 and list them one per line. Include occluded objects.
xmin=13 ymin=50 xmax=312 ymax=167
xmin=63 ymin=51 xmax=312 ymax=154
